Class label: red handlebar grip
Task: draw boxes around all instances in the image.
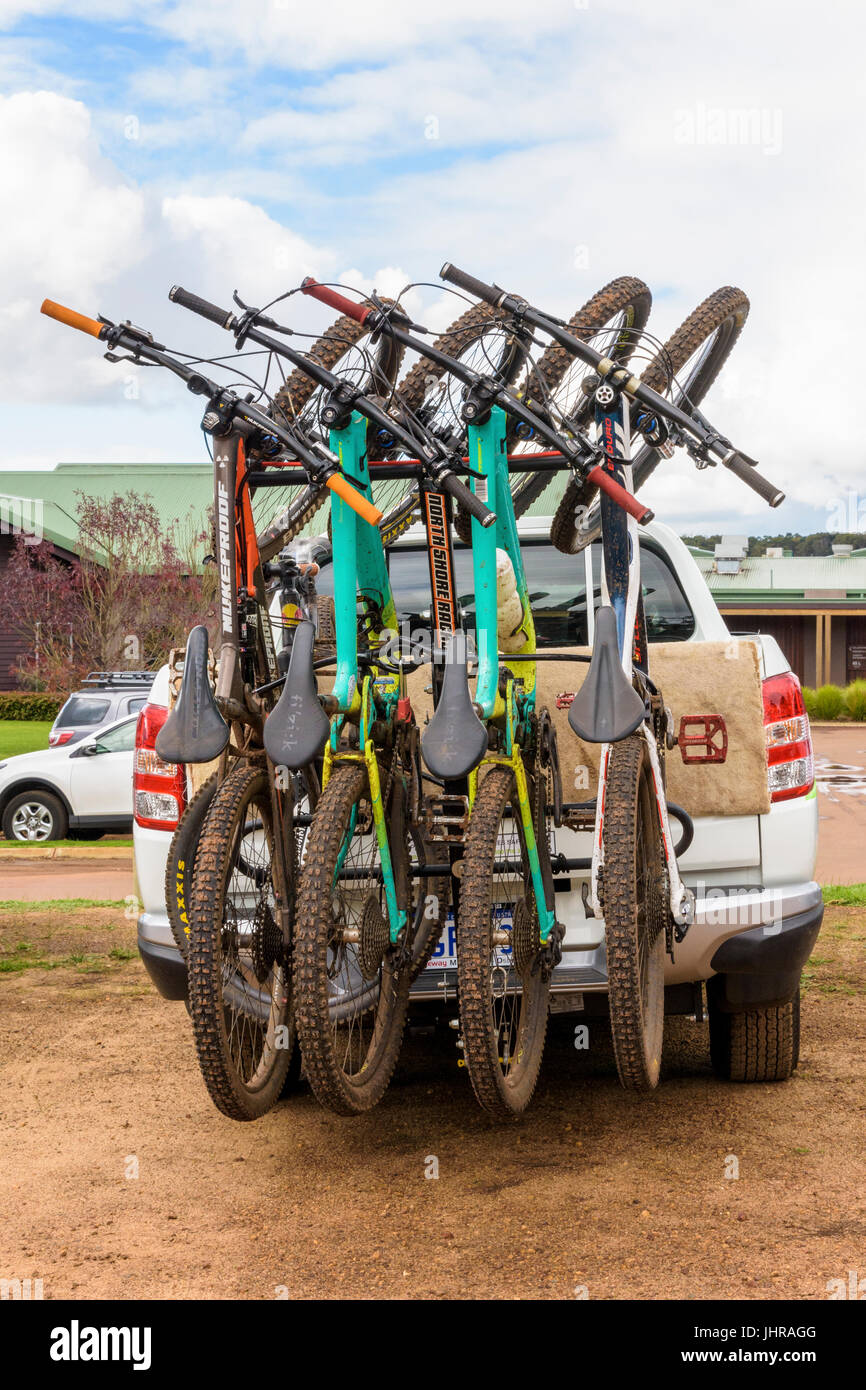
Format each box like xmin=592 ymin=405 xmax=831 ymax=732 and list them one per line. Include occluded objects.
xmin=588 ymin=465 xmax=654 ymax=524
xmin=301 ymin=278 xmax=371 ymax=326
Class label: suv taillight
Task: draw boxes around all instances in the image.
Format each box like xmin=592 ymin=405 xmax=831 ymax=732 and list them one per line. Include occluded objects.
xmin=762 ymin=671 xmax=814 ymax=803
xmin=49 ymin=730 xmax=74 ymax=747
xmin=134 ymin=703 xmax=186 ymax=830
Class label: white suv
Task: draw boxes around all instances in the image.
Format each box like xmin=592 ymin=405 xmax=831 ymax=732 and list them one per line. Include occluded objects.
xmin=0 ymin=716 xmax=137 ymax=841
xmin=134 ymin=520 xmax=822 ymax=1082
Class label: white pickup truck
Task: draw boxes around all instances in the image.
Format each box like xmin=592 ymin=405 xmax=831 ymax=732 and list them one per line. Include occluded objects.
xmin=133 ymin=519 xmax=822 ymax=1083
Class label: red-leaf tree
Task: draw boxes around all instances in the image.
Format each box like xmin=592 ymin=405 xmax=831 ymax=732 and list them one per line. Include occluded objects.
xmin=8 ymin=491 xmax=218 ymax=691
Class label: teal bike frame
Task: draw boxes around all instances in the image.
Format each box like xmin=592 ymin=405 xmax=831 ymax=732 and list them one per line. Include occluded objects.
xmin=323 ymin=410 xmax=406 ymax=943
xmin=467 ymin=404 xmax=557 ymax=945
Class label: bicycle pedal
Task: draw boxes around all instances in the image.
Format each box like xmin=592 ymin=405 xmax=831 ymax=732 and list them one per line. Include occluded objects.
xmin=424 ymin=794 xmax=470 ymax=844
xmin=678 ymin=714 xmax=728 ymax=763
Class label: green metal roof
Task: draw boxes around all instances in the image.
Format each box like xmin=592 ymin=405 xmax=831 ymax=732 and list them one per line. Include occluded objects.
xmin=693 ymin=552 xmax=866 ymax=601
xmin=0 ymin=462 xmax=213 ymax=556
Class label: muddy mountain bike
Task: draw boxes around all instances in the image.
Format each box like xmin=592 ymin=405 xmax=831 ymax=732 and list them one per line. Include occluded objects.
xmin=434 ymin=262 xmax=784 ymax=1089
xmin=168 ymin=283 xmax=505 ymax=1114
xmin=40 ymin=297 xmax=380 ymax=1120
xmin=301 ymin=280 xmax=606 ymax=1114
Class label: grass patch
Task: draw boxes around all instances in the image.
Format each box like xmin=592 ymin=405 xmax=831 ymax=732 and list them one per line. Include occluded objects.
xmin=0 ymin=720 xmax=53 ymax=758
xmin=0 ymin=898 xmax=128 ymax=912
xmin=822 ymin=884 xmax=866 ymax=905
xmin=0 ymin=838 xmax=134 ymax=849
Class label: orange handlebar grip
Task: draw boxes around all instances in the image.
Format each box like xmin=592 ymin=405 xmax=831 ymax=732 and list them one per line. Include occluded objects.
xmin=40 ymin=299 xmax=105 ymax=339
xmin=326 ymin=473 xmax=383 ymax=526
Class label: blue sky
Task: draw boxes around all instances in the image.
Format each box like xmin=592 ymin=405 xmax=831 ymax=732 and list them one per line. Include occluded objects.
xmin=1 ymin=0 xmax=863 ymax=537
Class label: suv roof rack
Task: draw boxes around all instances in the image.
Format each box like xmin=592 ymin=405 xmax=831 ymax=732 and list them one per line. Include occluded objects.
xmin=80 ymin=671 xmax=155 ymax=688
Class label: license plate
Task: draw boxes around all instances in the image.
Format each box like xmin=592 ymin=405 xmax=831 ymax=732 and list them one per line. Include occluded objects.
xmin=424 ymin=907 xmax=514 ymax=970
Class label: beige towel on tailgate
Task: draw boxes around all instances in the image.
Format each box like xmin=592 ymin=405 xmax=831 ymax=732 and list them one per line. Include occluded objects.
xmin=397 ymin=640 xmax=769 ymax=819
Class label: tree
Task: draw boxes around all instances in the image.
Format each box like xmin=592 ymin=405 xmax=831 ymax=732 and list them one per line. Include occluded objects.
xmin=8 ymin=491 xmax=218 ymax=691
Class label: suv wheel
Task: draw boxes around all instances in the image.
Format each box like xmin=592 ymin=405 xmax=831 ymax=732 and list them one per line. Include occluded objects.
xmin=708 ymin=981 xmax=800 ymax=1082
xmin=2 ymin=791 xmax=68 ymax=843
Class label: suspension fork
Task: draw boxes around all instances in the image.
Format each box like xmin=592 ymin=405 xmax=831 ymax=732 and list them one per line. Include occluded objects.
xmin=325 ymin=677 xmax=407 ymax=943
xmin=474 ymin=681 xmax=557 ymax=945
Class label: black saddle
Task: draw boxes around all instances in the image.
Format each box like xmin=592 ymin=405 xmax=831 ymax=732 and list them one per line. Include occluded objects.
xmin=421 ymin=634 xmax=488 ymax=780
xmin=263 ymin=621 xmax=330 ymax=770
xmin=155 ymin=625 xmax=229 ymax=765
xmin=568 ymin=605 xmax=646 ymax=743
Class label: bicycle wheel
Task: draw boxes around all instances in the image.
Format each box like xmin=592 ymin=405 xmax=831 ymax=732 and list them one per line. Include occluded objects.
xmin=187 ymin=762 xmax=298 ymax=1120
xmin=294 ymin=761 xmax=417 ymax=1115
xmin=377 ymin=300 xmax=528 ymax=545
xmin=255 ymin=307 xmax=405 ymax=560
xmin=165 ymin=772 xmax=218 ymax=961
xmin=551 ymin=286 xmax=749 ymax=553
xmin=502 ymin=275 xmax=652 ymax=523
xmin=457 ymin=765 xmax=552 ymax=1117
xmin=602 ymin=734 xmax=668 ymax=1091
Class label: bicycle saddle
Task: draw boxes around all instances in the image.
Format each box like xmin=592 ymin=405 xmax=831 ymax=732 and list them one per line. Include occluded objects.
xmin=421 ymin=634 xmax=489 ymax=780
xmin=568 ymin=605 xmax=646 ymax=743
xmin=156 ymin=624 xmax=230 ymax=765
xmin=264 ymin=620 xmax=330 ymax=771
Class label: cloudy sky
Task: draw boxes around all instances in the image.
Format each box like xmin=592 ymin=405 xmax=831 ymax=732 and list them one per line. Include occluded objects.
xmin=1 ymin=0 xmax=862 ymax=535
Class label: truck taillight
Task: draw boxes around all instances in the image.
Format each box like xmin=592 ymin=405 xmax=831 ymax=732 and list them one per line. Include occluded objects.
xmin=134 ymin=703 xmax=186 ymax=830
xmin=762 ymin=671 xmax=814 ymax=803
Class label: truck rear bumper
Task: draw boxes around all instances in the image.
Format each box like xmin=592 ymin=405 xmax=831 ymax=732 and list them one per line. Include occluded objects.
xmin=138 ymin=912 xmax=187 ymax=1001
xmin=707 ymin=894 xmax=824 ymax=1011
xmin=664 ymin=880 xmax=823 ymax=986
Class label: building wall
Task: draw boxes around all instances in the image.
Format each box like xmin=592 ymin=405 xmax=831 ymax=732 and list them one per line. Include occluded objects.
xmin=0 ymin=535 xmax=27 ymax=689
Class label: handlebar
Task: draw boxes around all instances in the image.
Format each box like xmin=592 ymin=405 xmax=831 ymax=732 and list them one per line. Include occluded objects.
xmin=41 ymin=299 xmax=108 ymax=339
xmin=170 ymin=282 xmax=497 ymax=528
xmin=439 ymin=262 xmax=786 ymax=511
xmin=326 ymin=472 xmax=383 ymax=525
xmin=587 ymin=465 xmax=654 ymax=524
xmin=436 ymin=468 xmax=496 ymax=527
xmin=168 ymin=285 xmax=235 ymax=330
xmin=718 ymin=450 xmax=784 ymax=507
xmin=301 ymin=278 xmax=373 ymax=325
xmin=439 ymin=263 xmax=507 ymax=309
xmin=40 ymin=296 xmax=384 ymax=528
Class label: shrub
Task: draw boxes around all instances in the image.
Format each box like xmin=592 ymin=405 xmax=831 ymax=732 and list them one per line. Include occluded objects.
xmin=0 ymin=692 xmax=64 ymax=720
xmin=813 ymin=684 xmax=845 ymax=720
xmin=801 ymin=686 xmax=818 ymax=720
xmin=845 ymin=680 xmax=866 ymax=722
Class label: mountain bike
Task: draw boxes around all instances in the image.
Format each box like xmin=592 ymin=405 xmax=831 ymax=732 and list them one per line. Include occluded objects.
xmin=434 ymin=263 xmax=784 ymax=1089
xmin=167 ymin=283 xmax=505 ymax=1114
xmin=300 ymin=281 xmax=604 ymax=1115
xmin=40 ymin=297 xmax=380 ymax=1119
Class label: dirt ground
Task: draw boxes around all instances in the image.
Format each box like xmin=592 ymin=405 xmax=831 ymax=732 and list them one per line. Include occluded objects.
xmin=0 ymin=894 xmax=863 ymax=1301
